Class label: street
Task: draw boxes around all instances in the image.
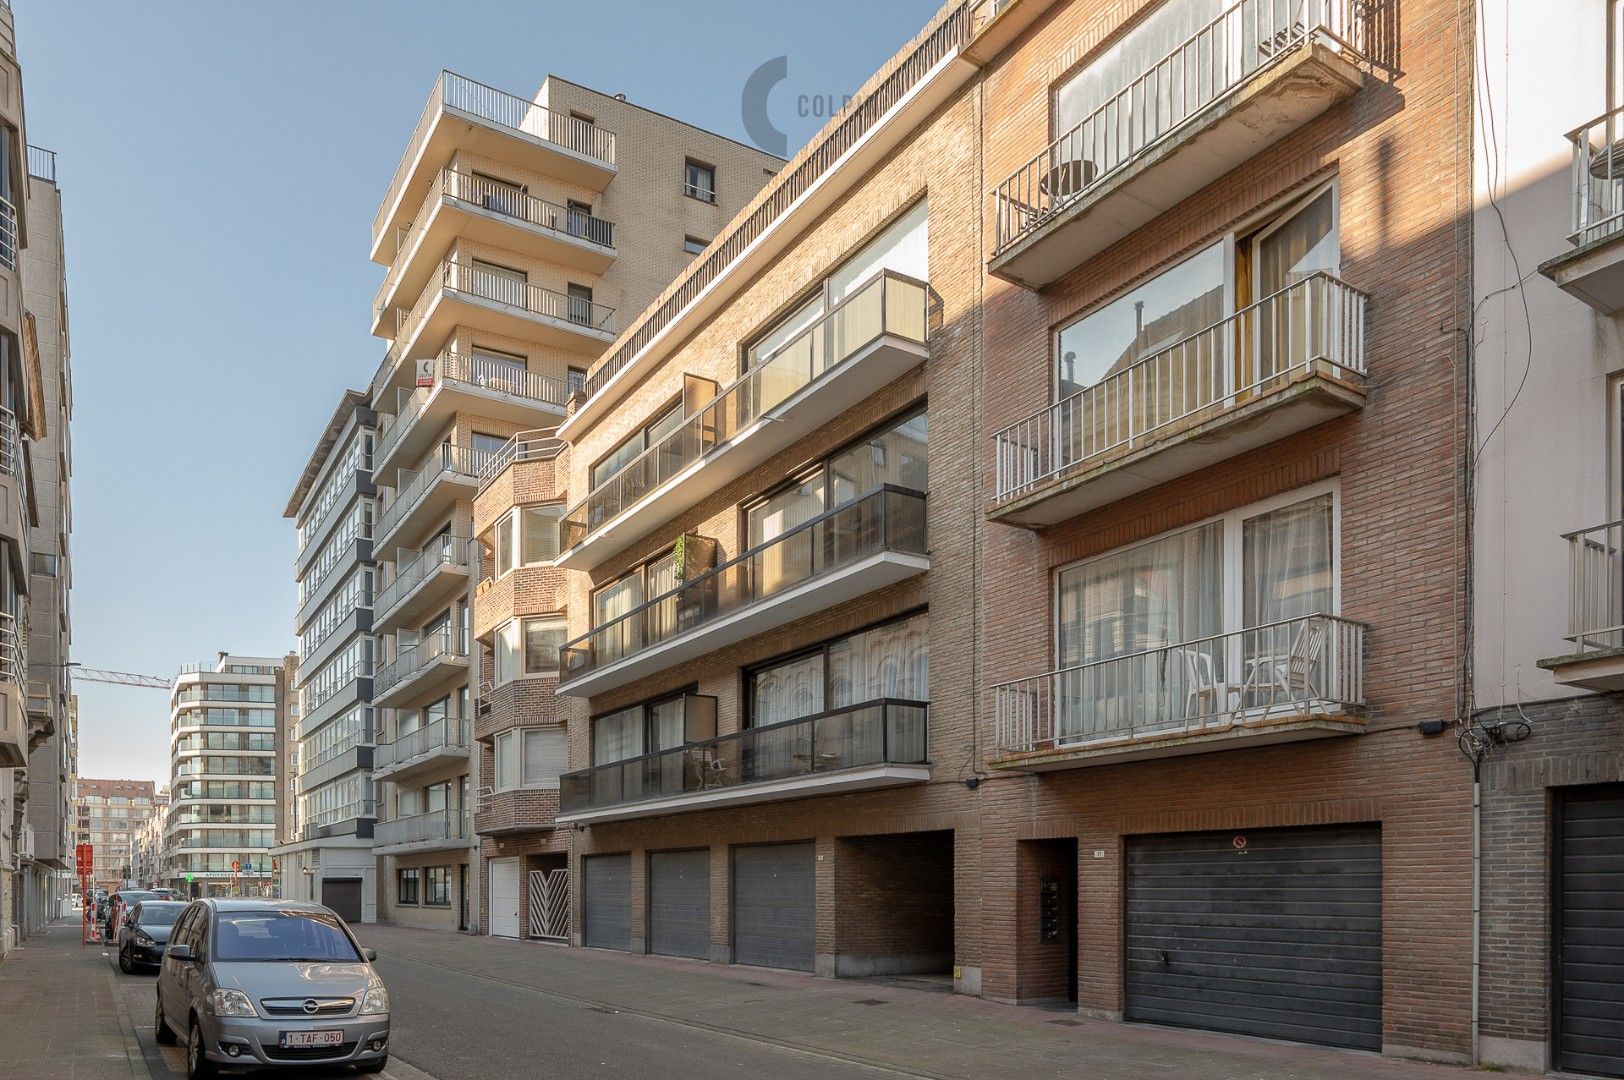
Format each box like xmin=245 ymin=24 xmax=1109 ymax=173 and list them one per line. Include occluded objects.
xmin=2 ymin=918 xmax=1484 ymax=1080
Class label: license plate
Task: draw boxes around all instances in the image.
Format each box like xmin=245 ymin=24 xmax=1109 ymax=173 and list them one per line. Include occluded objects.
xmin=278 ymin=1030 xmax=345 ymax=1049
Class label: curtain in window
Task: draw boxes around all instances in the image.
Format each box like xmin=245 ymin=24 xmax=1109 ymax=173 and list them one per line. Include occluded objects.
xmin=522 ymin=619 xmax=564 ymax=675
xmin=496 ymin=732 xmax=519 ymax=791
xmin=521 ymin=729 xmax=568 ymax=788
xmin=520 ymin=505 xmax=562 ymax=564
xmin=593 ymin=576 xmax=643 ymax=663
xmin=1254 ymin=188 xmax=1338 ymax=381
xmin=751 ymin=653 xmax=826 ymax=727
xmin=749 ymin=477 xmax=825 ymax=597
xmin=644 ymin=554 xmax=680 ymax=645
xmin=592 ymin=706 xmax=641 ymax=764
xmin=828 ymin=413 xmax=929 ymax=503
xmin=1242 ymin=493 xmax=1334 ymax=627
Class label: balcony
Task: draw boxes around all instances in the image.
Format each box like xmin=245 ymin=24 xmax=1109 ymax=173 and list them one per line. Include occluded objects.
xmin=558 ymin=699 xmax=930 ymax=825
xmin=1541 ymin=108 xmax=1624 ymax=312
xmin=373 ymin=717 xmax=471 ymax=783
xmin=373 ymin=808 xmax=472 ymax=855
xmin=388 ymin=258 xmax=617 ymax=365
xmin=473 ymin=787 xmax=560 ymax=836
xmin=991 ymin=273 xmax=1367 ymax=527
xmin=373 ymin=352 xmax=569 ymax=482
xmin=373 ymin=537 xmax=473 ymax=636
xmin=989 ymin=0 xmax=1366 ymax=289
xmin=373 ymin=169 xmax=615 ymax=334
xmin=374 ymin=443 xmax=494 ymax=550
xmin=0 ymin=406 xmax=29 ymax=580
xmin=0 ymin=613 xmax=22 ymax=768
xmin=558 ymin=487 xmax=929 ymax=697
xmin=372 ymin=71 xmax=617 ymax=264
xmin=373 ymin=631 xmax=471 ymax=710
xmin=1539 ymin=520 xmax=1624 ymax=690
xmin=991 ymin=614 xmax=1366 ymax=770
xmin=557 ymin=270 xmax=929 ymax=570
xmin=475 ymin=428 xmax=566 ymax=496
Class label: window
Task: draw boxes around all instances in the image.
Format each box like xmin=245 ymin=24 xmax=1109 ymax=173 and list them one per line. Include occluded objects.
xmin=470 ymin=259 xmax=527 ymax=308
xmin=30 ymin=553 xmax=57 ymax=577
xmin=567 ymin=367 xmax=587 ymax=396
xmin=747 ymin=612 xmax=929 ymax=726
xmin=591 ymin=692 xmax=694 ymax=764
xmin=495 ymin=514 xmax=515 ymax=579
xmin=521 ymin=505 xmax=563 ymax=564
xmin=470 ymin=171 xmax=525 ymax=218
xmin=397 ymin=868 xmax=420 ymax=905
xmin=567 ymin=283 xmax=595 ymax=326
xmin=683 ymin=235 xmax=708 ymax=255
xmin=424 ymin=866 xmax=451 ymax=907
xmin=469 ymin=346 xmax=528 ymax=394
xmin=684 ymin=159 xmax=716 ymax=202
xmin=565 ymin=200 xmax=594 ymax=240
xmin=495 ymin=616 xmax=565 ymax=682
xmin=591 ymin=400 xmax=685 ymax=489
xmin=494 ymin=727 xmax=568 ymax=790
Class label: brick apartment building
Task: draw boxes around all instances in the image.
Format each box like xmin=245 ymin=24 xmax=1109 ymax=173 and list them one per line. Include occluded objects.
xmin=73 ymin=779 xmax=156 ymax=894
xmin=456 ymin=0 xmax=1483 ymax=1067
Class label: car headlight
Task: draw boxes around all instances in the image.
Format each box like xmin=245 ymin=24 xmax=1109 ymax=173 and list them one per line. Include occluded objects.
xmin=210 ymin=989 xmax=257 ymax=1018
xmin=133 ymin=933 xmax=155 ymax=947
xmin=359 ymin=987 xmax=389 ymax=1016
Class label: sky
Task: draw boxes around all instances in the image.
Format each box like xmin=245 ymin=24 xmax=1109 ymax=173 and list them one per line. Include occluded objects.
xmin=20 ymin=0 xmax=942 ymax=787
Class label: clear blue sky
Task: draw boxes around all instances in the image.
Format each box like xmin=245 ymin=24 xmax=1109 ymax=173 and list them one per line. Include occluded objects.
xmin=20 ymin=0 xmax=941 ymax=786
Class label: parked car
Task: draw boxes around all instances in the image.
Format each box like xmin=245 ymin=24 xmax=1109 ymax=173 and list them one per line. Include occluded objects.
xmin=155 ymin=899 xmax=389 ymax=1078
xmin=151 ymin=888 xmax=180 ymax=901
xmin=117 ymin=900 xmax=186 ymax=973
xmin=105 ymin=889 xmax=157 ymax=942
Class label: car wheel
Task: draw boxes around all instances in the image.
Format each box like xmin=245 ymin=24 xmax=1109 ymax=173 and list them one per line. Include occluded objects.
xmin=186 ymin=1016 xmax=219 ymax=1080
xmin=153 ymin=992 xmax=178 ymax=1045
xmin=118 ymin=945 xmax=133 ymax=974
xmin=355 ymin=1057 xmax=388 ymax=1075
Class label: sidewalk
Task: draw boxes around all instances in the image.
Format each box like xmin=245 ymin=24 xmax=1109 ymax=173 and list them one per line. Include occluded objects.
xmin=0 ymin=918 xmax=148 ymax=1079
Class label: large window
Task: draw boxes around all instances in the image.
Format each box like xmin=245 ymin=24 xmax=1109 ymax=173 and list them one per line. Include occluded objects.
xmin=747 ymin=613 xmax=930 ymax=727
xmin=591 ymin=400 xmax=685 ymax=490
xmin=591 ymin=692 xmax=695 ymax=765
xmin=490 ymin=503 xmax=563 ymax=579
xmin=398 ymin=868 xmax=420 ymax=905
xmin=494 ymin=617 xmax=565 ymax=684
xmin=494 ymin=727 xmax=568 ymax=790
xmin=424 ymin=866 xmax=451 ymax=907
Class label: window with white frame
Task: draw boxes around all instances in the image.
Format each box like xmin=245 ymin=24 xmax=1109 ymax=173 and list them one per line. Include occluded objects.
xmin=493 ymin=727 xmax=568 ymax=791
xmin=489 ymin=504 xmax=564 ymax=580
xmin=495 ymin=616 xmax=565 ymax=683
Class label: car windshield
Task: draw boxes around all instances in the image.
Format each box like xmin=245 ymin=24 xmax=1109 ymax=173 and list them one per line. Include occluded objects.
xmin=136 ymin=902 xmax=184 ymax=926
xmin=213 ymin=909 xmax=361 ymax=963
xmin=118 ymin=892 xmax=156 ymax=905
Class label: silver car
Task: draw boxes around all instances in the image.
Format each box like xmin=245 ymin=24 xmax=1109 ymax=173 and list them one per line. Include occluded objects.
xmin=154 ymin=898 xmax=389 ymax=1078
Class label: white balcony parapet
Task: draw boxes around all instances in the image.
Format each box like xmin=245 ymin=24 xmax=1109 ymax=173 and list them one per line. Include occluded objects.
xmin=373 ymin=808 xmax=470 ymax=850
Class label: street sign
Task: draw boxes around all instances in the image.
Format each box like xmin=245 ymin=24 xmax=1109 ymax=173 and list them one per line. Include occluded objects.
xmin=231 ymin=860 xmax=240 ymax=872
xmin=74 ymin=843 xmax=93 ymax=877
xmin=185 ymin=873 xmax=194 ymax=882
xmin=241 ymin=862 xmax=253 ymax=874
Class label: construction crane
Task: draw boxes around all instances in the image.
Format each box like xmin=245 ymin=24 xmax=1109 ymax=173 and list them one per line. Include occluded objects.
xmin=67 ymin=666 xmax=170 ymax=690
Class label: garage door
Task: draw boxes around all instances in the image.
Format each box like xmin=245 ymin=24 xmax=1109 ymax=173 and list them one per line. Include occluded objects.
xmin=488 ymin=858 xmax=520 ymax=939
xmin=1557 ymin=786 xmax=1624 ymax=1077
xmin=1125 ymin=824 xmax=1382 ymax=1051
xmin=733 ymin=843 xmax=814 ymax=971
xmin=321 ymin=878 xmax=362 ymax=923
xmin=649 ymin=850 xmax=710 ymax=960
xmin=582 ymin=854 xmax=631 ymax=951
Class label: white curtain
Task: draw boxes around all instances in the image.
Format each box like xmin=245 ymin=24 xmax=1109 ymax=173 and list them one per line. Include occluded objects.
xmin=592 ymin=707 xmax=641 ymax=764
xmin=1242 ymin=493 xmax=1334 ymax=627
xmin=752 ymin=653 xmax=826 ymax=726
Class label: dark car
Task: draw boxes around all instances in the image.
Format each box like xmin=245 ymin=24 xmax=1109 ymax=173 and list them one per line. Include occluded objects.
xmin=105 ymin=889 xmax=157 ymax=942
xmin=118 ymin=900 xmax=186 ymax=973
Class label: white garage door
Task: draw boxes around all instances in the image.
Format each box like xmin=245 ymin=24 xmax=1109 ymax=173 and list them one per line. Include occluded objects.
xmin=489 ymin=858 xmax=520 ymax=938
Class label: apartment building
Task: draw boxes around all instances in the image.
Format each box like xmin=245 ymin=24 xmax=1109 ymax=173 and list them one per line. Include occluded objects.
xmin=74 ymin=779 xmax=155 ymax=894
xmin=542 ymin=0 xmax=1476 ymax=1064
xmin=0 ymin=2 xmax=72 ymax=959
xmin=275 ymin=391 xmax=379 ymax=921
xmin=130 ymin=787 xmax=168 ymax=889
xmin=19 ymin=141 xmax=75 ymax=939
xmin=1472 ymin=0 xmax=1624 ymax=1073
xmin=363 ymin=70 xmax=780 ymax=932
xmin=164 ymin=654 xmax=295 ymax=898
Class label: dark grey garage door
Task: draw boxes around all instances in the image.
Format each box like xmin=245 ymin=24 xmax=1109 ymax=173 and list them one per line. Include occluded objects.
xmin=649 ymin=850 xmax=710 ymax=960
xmin=733 ymin=843 xmax=814 ymax=971
xmin=321 ymin=878 xmax=363 ymax=923
xmin=1557 ymin=786 xmax=1624 ymax=1077
xmin=1125 ymin=824 xmax=1382 ymax=1051
xmin=582 ymin=854 xmax=631 ymax=951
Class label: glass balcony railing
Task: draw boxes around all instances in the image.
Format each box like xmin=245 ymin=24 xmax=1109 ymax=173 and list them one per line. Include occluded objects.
xmin=561 ymin=270 xmax=928 ymax=550
xmin=559 ymin=699 xmax=928 ymax=816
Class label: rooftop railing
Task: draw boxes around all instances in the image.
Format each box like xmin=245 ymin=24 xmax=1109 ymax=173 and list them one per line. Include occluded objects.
xmin=993 ymin=613 xmax=1365 ymax=755
xmin=26 ymin=145 xmax=56 ymax=183
xmin=993 ymin=272 xmax=1367 ymax=502
xmin=374 ymin=536 xmax=472 ymax=622
xmin=374 ymin=716 xmax=470 ymax=771
xmin=992 ymin=0 xmax=1367 ymax=254
xmin=376 ymin=443 xmax=494 ymax=541
xmin=475 ymin=428 xmax=566 ymax=492
xmin=560 ymin=486 xmax=927 ymax=684
xmin=1567 ymin=107 xmax=1624 ymax=247
xmin=559 ymin=698 xmax=928 ymax=815
xmin=562 ymin=270 xmax=928 ymax=548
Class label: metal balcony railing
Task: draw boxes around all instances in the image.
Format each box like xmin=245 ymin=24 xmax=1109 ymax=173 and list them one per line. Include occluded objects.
xmin=1567 ymin=107 xmax=1624 ymax=247
xmin=26 ymin=145 xmax=56 ymax=183
xmin=395 ymin=259 xmax=616 ymax=352
xmin=302 ymin=799 xmax=375 ymax=838
xmin=562 ymin=271 xmax=929 ymax=549
xmin=993 ymin=613 xmax=1366 ymax=755
xmin=0 ymin=406 xmax=18 ymax=478
xmin=993 ymin=272 xmax=1367 ymax=502
xmin=374 ymin=808 xmax=470 ymax=848
xmin=376 ymin=443 xmax=494 ymax=542
xmin=0 ymin=194 xmax=16 ymax=271
xmin=476 ymin=428 xmax=566 ymax=492
xmin=560 ymin=698 xmax=929 ymax=815
xmin=1561 ymin=519 xmax=1624 ymax=650
xmin=0 ymin=612 xmax=20 ymax=688
xmin=376 ymin=353 xmax=569 ymax=465
xmin=374 ymin=536 xmax=472 ymax=622
xmin=446 ymin=169 xmax=615 ymax=247
xmin=560 ymin=487 xmax=927 ymax=683
xmin=992 ymin=0 xmax=1368 ymax=254
xmin=374 ymin=717 xmax=470 ymax=771
xmin=374 ymin=629 xmax=468 ymax=698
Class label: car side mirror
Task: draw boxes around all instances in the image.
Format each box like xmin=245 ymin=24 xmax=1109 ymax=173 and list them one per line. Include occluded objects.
xmin=168 ymin=944 xmax=195 ymax=963
xmin=363 ymin=948 xmax=378 ymax=962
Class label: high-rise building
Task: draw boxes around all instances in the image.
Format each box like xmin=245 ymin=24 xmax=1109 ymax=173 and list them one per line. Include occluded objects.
xmin=72 ymin=779 xmax=155 ymax=895
xmin=130 ymin=787 xmax=169 ymax=889
xmin=164 ymin=654 xmax=295 ymax=898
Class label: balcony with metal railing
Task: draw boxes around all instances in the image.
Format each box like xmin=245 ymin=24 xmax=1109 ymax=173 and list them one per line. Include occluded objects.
xmin=558 ymin=487 xmax=929 ymax=697
xmin=0 ymin=611 xmax=24 ymax=768
xmin=374 ymin=443 xmax=494 ymax=550
xmin=558 ymin=699 xmax=930 ymax=825
xmin=991 ymin=272 xmax=1367 ymax=528
xmin=991 ymin=614 xmax=1366 ymax=770
xmin=373 ymin=717 xmax=471 ymax=783
xmin=989 ymin=0 xmax=1368 ymax=289
xmin=373 ymin=629 xmax=471 ymax=710
xmin=373 ymin=536 xmax=474 ymax=636
xmin=1539 ymin=519 xmax=1624 ymax=690
xmin=373 ymin=71 xmax=617 ymax=263
xmin=557 ymin=270 xmax=930 ymax=571
xmin=1541 ymin=107 xmax=1624 ymax=312
xmin=475 ymin=428 xmax=566 ymax=496
xmin=372 ymin=352 xmax=570 ymax=483
xmin=373 ymin=807 xmax=472 ymax=854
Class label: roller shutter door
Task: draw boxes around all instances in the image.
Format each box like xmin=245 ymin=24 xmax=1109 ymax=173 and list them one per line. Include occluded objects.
xmin=321 ymin=878 xmax=362 ymax=924
xmin=732 ymin=843 xmax=814 ymax=971
xmin=488 ymin=858 xmax=520 ymax=939
xmin=1125 ymin=824 xmax=1382 ymax=1050
xmin=581 ymin=853 xmax=631 ymax=951
xmin=1557 ymin=786 xmax=1624 ymax=1077
xmin=648 ymin=850 xmax=710 ymax=960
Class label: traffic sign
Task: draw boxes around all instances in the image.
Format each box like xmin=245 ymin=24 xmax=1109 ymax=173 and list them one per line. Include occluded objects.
xmin=241 ymin=862 xmax=253 ymax=874
xmin=74 ymin=843 xmax=93 ymax=876
xmin=231 ymin=860 xmax=240 ymax=873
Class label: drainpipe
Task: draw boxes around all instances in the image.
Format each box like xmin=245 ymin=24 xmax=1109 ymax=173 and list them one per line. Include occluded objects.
xmin=1471 ymin=763 xmax=1481 ymax=1067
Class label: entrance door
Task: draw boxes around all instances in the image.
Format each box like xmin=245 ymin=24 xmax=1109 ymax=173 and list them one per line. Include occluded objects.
xmin=321 ymin=879 xmax=363 ymax=923
xmin=1556 ymin=785 xmax=1624 ymax=1077
xmin=648 ymin=850 xmax=710 ymax=960
xmin=488 ymin=858 xmax=520 ymax=939
xmin=732 ymin=843 xmax=814 ymax=971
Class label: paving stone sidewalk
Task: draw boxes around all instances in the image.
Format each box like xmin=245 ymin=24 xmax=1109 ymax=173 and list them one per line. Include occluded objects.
xmin=0 ymin=918 xmax=148 ymax=1079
